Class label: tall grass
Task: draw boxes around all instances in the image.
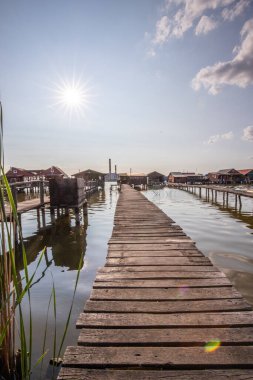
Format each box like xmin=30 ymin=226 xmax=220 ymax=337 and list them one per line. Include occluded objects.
xmin=0 ymin=102 xmax=84 ymax=379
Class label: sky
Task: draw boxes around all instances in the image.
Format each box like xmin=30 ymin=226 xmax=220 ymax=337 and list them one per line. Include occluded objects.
xmin=0 ymin=0 xmax=253 ymax=175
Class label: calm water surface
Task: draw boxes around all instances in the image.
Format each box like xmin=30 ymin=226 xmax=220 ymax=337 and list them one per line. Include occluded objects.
xmin=144 ymin=187 xmax=253 ymax=305
xmin=15 ymin=185 xmax=253 ymax=379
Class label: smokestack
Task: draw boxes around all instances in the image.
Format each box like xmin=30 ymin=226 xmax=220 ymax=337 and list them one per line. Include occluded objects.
xmin=109 ymin=158 xmax=111 ymax=180
xmin=115 ymin=165 xmax=117 ymax=174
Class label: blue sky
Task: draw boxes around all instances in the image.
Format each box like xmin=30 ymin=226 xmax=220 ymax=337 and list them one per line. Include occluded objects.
xmin=0 ymin=0 xmax=253 ymax=175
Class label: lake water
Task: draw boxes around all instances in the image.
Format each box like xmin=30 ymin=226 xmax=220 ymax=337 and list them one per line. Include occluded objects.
xmin=15 ymin=184 xmax=253 ymax=379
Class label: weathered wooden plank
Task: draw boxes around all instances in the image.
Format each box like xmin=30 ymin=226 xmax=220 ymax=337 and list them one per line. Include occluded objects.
xmin=93 ymin=278 xmax=231 ymax=288
xmin=107 ymin=250 xmax=203 ymax=258
xmin=90 ymin=287 xmax=242 ymax=301
xmin=108 ymin=244 xmax=197 ymax=251
xmin=106 ymin=257 xmax=210 ymax=266
xmin=84 ymin=299 xmax=252 ymax=313
xmin=58 ymin=368 xmax=253 ymax=380
xmin=95 ymin=270 xmax=226 ymax=280
xmin=76 ymin=311 xmax=253 ymax=328
xmin=62 ymin=345 xmax=253 ymax=368
xmin=78 ymin=326 xmax=253 ymax=346
xmin=98 ymin=265 xmax=217 ymax=273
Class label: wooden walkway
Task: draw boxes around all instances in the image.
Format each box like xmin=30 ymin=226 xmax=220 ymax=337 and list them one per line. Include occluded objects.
xmin=58 ymin=185 xmax=253 ymax=379
xmin=4 ymin=196 xmax=50 ymax=218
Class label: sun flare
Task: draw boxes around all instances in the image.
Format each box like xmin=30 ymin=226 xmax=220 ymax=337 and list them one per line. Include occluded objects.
xmin=50 ymin=75 xmax=94 ymax=118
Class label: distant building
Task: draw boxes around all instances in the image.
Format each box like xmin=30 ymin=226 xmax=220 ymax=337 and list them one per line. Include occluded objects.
xmin=72 ymin=169 xmax=105 ymax=186
xmin=6 ymin=167 xmax=35 ymax=183
xmin=6 ymin=166 xmax=68 ymax=183
xmin=238 ymin=169 xmax=253 ymax=183
xmin=147 ymin=171 xmax=165 ymax=185
xmin=208 ymin=169 xmax=243 ymax=184
xmin=41 ymin=166 xmax=68 ymax=180
xmin=104 ymin=173 xmax=119 ymax=182
xmin=168 ymin=172 xmax=204 ymax=184
xmin=118 ymin=172 xmax=148 ymax=187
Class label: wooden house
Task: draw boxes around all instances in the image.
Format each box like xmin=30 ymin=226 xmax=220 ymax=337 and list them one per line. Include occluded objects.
xmin=6 ymin=167 xmax=35 ymax=183
xmin=238 ymin=169 xmax=253 ymax=183
xmin=42 ymin=166 xmax=68 ymax=180
xmin=118 ymin=173 xmax=148 ymax=187
xmin=216 ymin=169 xmax=243 ymax=184
xmin=168 ymin=172 xmax=204 ymax=184
xmin=72 ymin=169 xmax=105 ymax=186
xmin=147 ymin=171 xmax=165 ymax=185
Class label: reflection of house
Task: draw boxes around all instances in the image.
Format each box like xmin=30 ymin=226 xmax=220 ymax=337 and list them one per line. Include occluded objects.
xmin=208 ymin=169 xmax=243 ymax=184
xmin=147 ymin=171 xmax=165 ymax=185
xmin=168 ymin=172 xmax=204 ymax=184
xmin=238 ymin=169 xmax=253 ymax=183
xmin=72 ymin=169 xmax=105 ymax=186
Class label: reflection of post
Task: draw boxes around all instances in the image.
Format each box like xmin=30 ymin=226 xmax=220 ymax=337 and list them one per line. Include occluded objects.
xmin=75 ymin=207 xmax=80 ymax=225
xmin=50 ymin=208 xmax=55 ymax=224
xmin=41 ymin=208 xmax=46 ymax=229
xmin=37 ymin=209 xmax=41 ymax=229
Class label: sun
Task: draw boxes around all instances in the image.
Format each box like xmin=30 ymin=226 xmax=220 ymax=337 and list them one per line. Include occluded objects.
xmin=58 ymin=83 xmax=86 ymax=110
xmin=50 ymin=75 xmax=94 ymax=118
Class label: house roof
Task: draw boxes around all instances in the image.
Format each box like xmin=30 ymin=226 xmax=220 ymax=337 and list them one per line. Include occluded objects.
xmin=147 ymin=171 xmax=165 ymax=177
xmin=72 ymin=169 xmax=105 ymax=177
xmin=6 ymin=167 xmax=34 ymax=178
xmin=238 ymin=169 xmax=253 ymax=175
xmin=217 ymin=168 xmax=241 ymax=175
xmin=43 ymin=166 xmax=68 ymax=177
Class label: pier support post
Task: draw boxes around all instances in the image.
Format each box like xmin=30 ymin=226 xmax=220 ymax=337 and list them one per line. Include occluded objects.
xmin=39 ymin=181 xmax=44 ymax=205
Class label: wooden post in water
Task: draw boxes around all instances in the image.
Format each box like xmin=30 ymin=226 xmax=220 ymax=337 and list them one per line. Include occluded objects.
xmin=238 ymin=195 xmax=242 ymax=210
xmin=235 ymin=194 xmax=238 ymax=209
xmin=39 ymin=181 xmax=44 ymax=205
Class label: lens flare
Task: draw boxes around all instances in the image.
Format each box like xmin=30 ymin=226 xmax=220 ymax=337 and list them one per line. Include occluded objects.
xmin=204 ymin=339 xmax=221 ymax=353
xmin=48 ymin=73 xmax=96 ymax=120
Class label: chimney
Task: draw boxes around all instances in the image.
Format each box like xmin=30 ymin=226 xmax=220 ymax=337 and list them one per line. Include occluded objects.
xmin=115 ymin=165 xmax=117 ymax=174
xmin=109 ymin=158 xmax=111 ymax=180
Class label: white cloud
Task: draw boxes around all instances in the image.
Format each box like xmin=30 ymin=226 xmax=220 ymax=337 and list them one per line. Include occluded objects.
xmin=153 ymin=16 xmax=171 ymax=45
xmin=153 ymin=0 xmax=236 ymax=45
xmin=222 ymin=0 xmax=250 ymax=21
xmin=206 ymin=131 xmax=234 ymax=144
xmin=192 ymin=18 xmax=253 ymax=94
xmin=151 ymin=0 xmax=249 ymax=50
xmin=242 ymin=125 xmax=253 ymax=141
xmin=195 ymin=15 xmax=218 ymax=35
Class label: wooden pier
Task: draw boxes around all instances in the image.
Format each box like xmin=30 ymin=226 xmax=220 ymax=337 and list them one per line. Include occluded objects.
xmin=58 ymin=184 xmax=253 ymax=379
xmin=168 ymin=183 xmax=253 ymax=210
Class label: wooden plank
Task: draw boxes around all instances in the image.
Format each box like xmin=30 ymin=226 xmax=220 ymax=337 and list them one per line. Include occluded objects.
xmin=98 ymin=265 xmax=217 ymax=273
xmin=62 ymin=345 xmax=253 ymax=368
xmin=90 ymin=287 xmax=242 ymax=301
xmin=95 ymin=271 xmax=226 ymax=280
xmin=84 ymin=299 xmax=252 ymax=313
xmin=76 ymin=311 xmax=253 ymax=328
xmin=93 ymin=278 xmax=231 ymax=288
xmin=78 ymin=326 xmax=253 ymax=346
xmin=106 ymin=257 xmax=211 ymax=266
xmin=107 ymin=250 xmax=203 ymax=258
xmin=108 ymin=244 xmax=197 ymax=251
xmin=58 ymin=368 xmax=253 ymax=380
